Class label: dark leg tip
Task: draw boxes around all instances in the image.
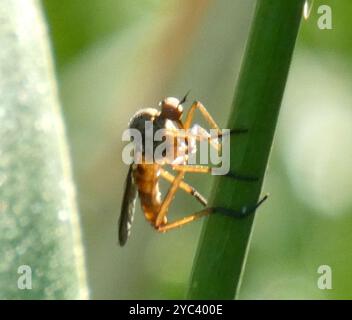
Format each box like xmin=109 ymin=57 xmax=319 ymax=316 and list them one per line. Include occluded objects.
xmin=210 ymin=206 xmax=245 ymax=218
xmin=230 ymin=128 xmax=249 ymax=135
xmin=208 ymin=194 xmax=269 ymax=219
xmin=216 ymin=128 xmax=248 ymax=138
xmin=225 ymin=171 xmax=259 ymax=182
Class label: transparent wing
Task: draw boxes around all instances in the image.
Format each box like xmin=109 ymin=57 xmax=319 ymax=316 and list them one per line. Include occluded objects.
xmin=118 ymin=165 xmax=138 ymax=246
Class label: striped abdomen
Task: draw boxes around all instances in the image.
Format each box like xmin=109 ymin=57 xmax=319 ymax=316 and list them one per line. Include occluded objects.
xmin=133 ymin=163 xmax=162 ymax=224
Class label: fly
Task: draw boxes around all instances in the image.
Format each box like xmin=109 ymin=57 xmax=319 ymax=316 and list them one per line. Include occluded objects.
xmin=118 ymin=94 xmax=267 ymax=246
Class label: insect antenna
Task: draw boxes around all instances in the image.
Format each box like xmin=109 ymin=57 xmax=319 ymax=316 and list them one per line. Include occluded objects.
xmin=179 ymin=90 xmax=191 ymax=106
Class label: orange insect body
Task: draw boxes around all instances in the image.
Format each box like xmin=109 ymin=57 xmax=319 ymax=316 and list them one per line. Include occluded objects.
xmin=119 ymin=96 xmax=212 ymax=245
xmin=118 ymin=95 xmax=267 ymax=246
xmin=127 ymin=97 xmax=185 ymax=228
xmin=133 ymin=162 xmax=164 ymax=225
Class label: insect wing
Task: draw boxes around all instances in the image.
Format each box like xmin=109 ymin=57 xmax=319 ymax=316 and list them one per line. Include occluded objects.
xmin=118 ymin=165 xmax=138 ymax=246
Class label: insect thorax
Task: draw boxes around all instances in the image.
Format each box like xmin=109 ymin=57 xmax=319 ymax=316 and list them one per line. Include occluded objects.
xmin=128 ymin=108 xmax=190 ymax=164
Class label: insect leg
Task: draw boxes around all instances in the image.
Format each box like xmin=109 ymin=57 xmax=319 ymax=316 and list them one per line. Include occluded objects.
xmin=164 ymin=126 xmax=248 ymax=154
xmin=164 ymin=128 xmax=221 ymax=152
xmin=172 ymin=164 xmax=258 ymax=182
xmin=220 ymin=128 xmax=249 ymax=137
xmin=156 ymin=195 xmax=268 ymax=232
xmin=181 ymin=101 xmax=249 ymax=150
xmin=172 ymin=164 xmax=210 ymax=173
xmin=159 ymin=168 xmax=207 ymax=206
xmin=154 ymin=171 xmax=184 ymax=227
xmin=190 ymin=124 xmax=221 ymax=152
xmin=183 ymin=101 xmax=248 ymax=134
xmin=157 ymin=208 xmax=211 ymax=232
xmin=210 ymin=194 xmax=269 ymax=219
xmin=183 ymin=101 xmax=220 ymax=131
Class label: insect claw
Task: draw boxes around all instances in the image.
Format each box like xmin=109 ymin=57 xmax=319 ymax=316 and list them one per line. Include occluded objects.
xmin=217 ymin=128 xmax=249 ymax=137
xmin=229 ymin=128 xmax=249 ymax=135
xmin=210 ymin=206 xmax=245 ymax=218
xmin=210 ymin=194 xmax=269 ymax=219
xmin=225 ymin=171 xmax=258 ymax=182
xmin=258 ymin=194 xmax=269 ymax=206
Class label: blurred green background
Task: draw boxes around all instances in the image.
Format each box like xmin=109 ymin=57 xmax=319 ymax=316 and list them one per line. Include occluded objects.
xmin=41 ymin=0 xmax=352 ymax=299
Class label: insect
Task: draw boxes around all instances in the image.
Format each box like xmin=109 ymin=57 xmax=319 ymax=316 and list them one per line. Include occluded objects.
xmin=118 ymin=94 xmax=267 ymax=246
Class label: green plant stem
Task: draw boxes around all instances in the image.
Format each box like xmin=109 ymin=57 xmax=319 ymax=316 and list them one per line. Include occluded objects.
xmin=187 ymin=0 xmax=304 ymax=299
xmin=0 ymin=0 xmax=88 ymax=298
